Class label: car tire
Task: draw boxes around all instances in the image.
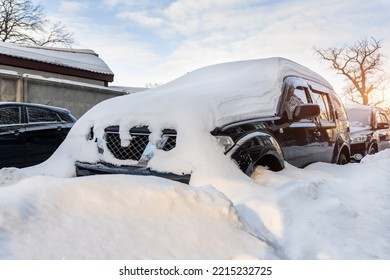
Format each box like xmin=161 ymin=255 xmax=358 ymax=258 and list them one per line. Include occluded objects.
xmin=368 ymin=145 xmax=378 ymax=155
xmin=337 ymin=152 xmax=348 ymax=165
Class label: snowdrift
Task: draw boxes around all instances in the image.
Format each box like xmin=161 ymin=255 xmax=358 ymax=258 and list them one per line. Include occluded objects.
xmin=1 ymin=150 xmax=390 ymax=259
xmin=0 ymin=174 xmax=275 ymax=259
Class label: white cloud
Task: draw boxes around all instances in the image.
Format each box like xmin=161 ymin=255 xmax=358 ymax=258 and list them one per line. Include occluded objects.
xmin=42 ymin=0 xmax=390 ymax=92
xmin=100 ymin=0 xmax=156 ymax=9
xmin=162 ymin=0 xmax=242 ymax=33
xmin=59 ymin=1 xmax=90 ymax=13
xmin=134 ymin=0 xmax=390 ymax=93
xmin=101 ymin=0 xmax=119 ymax=6
xmin=117 ymin=11 xmax=164 ymax=28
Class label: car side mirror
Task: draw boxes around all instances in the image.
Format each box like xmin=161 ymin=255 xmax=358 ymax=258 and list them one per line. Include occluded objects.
xmin=377 ymin=122 xmax=389 ymax=129
xmin=292 ymin=104 xmax=320 ymax=121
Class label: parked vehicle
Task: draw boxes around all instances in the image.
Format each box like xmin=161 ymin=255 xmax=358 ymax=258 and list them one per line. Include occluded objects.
xmin=75 ymin=58 xmax=350 ymax=183
xmin=0 ymin=102 xmax=76 ymax=168
xmin=345 ymin=104 xmax=390 ymax=161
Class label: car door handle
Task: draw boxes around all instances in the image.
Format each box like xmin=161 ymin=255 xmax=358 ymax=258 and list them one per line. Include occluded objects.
xmin=13 ymin=129 xmax=22 ymax=136
xmin=57 ymin=126 xmax=63 ymax=131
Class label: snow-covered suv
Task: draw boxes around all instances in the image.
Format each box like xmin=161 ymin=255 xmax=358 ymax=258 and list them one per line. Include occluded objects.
xmin=74 ymin=58 xmax=350 ymax=183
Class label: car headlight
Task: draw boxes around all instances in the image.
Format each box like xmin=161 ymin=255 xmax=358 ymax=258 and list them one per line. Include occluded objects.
xmin=351 ymin=135 xmax=368 ymax=144
xmin=215 ymin=135 xmax=235 ymax=152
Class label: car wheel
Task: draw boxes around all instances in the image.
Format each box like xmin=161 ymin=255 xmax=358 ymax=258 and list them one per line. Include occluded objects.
xmin=337 ymin=153 xmax=348 ymax=165
xmin=368 ymin=145 xmax=378 ymax=155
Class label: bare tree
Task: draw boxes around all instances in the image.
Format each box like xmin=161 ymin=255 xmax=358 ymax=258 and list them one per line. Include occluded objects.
xmin=314 ymin=37 xmax=389 ymax=106
xmin=0 ymin=0 xmax=74 ymax=47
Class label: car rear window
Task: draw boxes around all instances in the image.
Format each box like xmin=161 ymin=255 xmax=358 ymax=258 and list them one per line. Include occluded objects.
xmin=27 ymin=107 xmax=60 ymax=123
xmin=0 ymin=107 xmax=21 ymax=125
xmin=58 ymin=112 xmax=75 ymax=123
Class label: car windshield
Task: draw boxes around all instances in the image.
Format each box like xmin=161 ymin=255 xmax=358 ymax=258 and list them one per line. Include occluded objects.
xmin=346 ymin=108 xmax=371 ymax=127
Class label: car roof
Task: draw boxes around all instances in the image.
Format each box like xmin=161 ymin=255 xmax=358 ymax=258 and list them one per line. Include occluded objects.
xmin=81 ymin=57 xmax=334 ymax=129
xmin=0 ymin=102 xmax=72 ymax=114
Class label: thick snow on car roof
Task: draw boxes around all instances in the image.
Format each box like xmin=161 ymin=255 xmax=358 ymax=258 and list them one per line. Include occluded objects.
xmin=84 ymin=57 xmax=332 ymax=130
xmin=344 ymin=103 xmax=373 ymax=111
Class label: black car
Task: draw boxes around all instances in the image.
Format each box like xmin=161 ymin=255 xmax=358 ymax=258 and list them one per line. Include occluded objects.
xmin=345 ymin=104 xmax=390 ymax=161
xmin=75 ymin=58 xmax=350 ymax=183
xmin=0 ymin=102 xmax=76 ymax=168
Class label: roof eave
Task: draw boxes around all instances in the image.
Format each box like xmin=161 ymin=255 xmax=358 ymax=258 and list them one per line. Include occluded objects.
xmin=0 ymin=54 xmax=114 ymax=83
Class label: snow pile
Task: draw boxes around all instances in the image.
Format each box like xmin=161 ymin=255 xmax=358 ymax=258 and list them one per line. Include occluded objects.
xmin=1 ymin=150 xmax=389 ymax=259
xmin=0 ymin=174 xmax=274 ymax=260
xmin=252 ymin=150 xmax=390 ymax=259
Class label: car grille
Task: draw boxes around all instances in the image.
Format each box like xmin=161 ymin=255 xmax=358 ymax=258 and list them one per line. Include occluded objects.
xmin=162 ymin=135 xmax=177 ymax=151
xmin=105 ymin=130 xmax=176 ymax=161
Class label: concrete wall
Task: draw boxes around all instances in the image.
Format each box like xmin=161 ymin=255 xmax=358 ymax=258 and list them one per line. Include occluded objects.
xmin=0 ymin=71 xmax=146 ymax=118
xmin=0 ymin=72 xmax=18 ymax=102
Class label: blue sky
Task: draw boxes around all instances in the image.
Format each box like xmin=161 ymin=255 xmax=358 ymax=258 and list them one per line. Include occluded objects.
xmin=36 ymin=0 xmax=390 ymax=99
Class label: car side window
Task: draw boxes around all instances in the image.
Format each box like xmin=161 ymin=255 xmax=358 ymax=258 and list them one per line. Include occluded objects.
xmin=382 ymin=113 xmax=390 ymax=124
xmin=376 ymin=111 xmax=389 ymax=125
xmin=0 ymin=107 xmax=21 ymax=125
xmin=287 ymin=87 xmax=308 ymax=114
xmin=331 ymin=95 xmax=348 ymax=121
xmin=309 ymin=91 xmax=334 ymax=125
xmin=27 ymin=107 xmax=60 ymax=123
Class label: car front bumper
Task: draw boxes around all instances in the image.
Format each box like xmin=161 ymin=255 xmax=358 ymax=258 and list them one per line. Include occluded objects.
xmin=75 ymin=161 xmax=191 ymax=184
xmin=350 ymin=143 xmax=367 ymax=161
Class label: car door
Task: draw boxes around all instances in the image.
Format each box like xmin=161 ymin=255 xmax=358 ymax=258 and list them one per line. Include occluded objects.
xmin=24 ymin=106 xmax=67 ymax=165
xmin=274 ymin=78 xmax=324 ymax=167
xmin=0 ymin=105 xmax=26 ymax=168
xmin=307 ymin=86 xmax=337 ymax=163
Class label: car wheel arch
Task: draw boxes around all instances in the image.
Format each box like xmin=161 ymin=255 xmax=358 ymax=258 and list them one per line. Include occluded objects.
xmin=228 ymin=132 xmax=285 ymax=176
xmin=336 ymin=145 xmax=350 ymax=165
xmin=255 ymin=152 xmax=284 ymax=172
xmin=368 ymin=142 xmax=378 ymax=154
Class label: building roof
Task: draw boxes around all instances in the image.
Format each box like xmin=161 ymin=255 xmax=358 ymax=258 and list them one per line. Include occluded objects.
xmin=0 ymin=42 xmax=114 ymax=83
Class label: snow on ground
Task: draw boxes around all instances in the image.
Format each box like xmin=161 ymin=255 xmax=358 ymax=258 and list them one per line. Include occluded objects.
xmin=1 ymin=58 xmax=389 ymax=259
xmin=1 ymin=149 xmax=389 ymax=260
xmin=0 ymin=174 xmax=274 ymax=260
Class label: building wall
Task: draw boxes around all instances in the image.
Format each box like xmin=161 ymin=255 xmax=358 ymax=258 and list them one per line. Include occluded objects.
xmin=0 ymin=73 xmax=18 ymax=102
xmin=0 ymin=71 xmax=144 ymax=118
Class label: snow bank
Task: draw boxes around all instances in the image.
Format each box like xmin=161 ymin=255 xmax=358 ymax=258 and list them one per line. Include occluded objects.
xmin=0 ymin=174 xmax=274 ymax=260
xmin=251 ymin=149 xmax=390 ymax=259
xmin=2 ymin=150 xmax=389 ymax=259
